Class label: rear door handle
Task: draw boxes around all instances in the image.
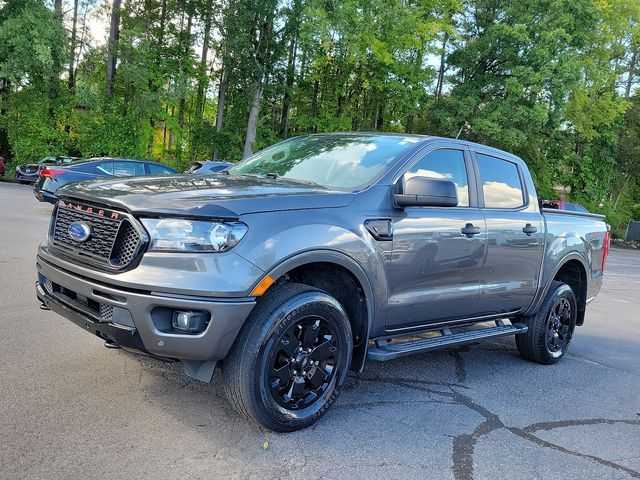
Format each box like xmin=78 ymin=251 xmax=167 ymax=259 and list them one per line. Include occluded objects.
xmin=461 ymin=223 xmax=481 ymax=238
xmin=522 ymin=223 xmax=537 ymax=236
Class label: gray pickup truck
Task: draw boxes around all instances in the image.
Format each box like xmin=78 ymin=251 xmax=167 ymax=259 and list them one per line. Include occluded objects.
xmin=36 ymin=134 xmax=610 ymax=431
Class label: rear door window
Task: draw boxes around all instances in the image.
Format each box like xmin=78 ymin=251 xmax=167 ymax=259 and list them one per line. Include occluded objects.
xmin=405 ymin=149 xmax=470 ymax=206
xmin=476 ymin=154 xmax=524 ymax=209
xmin=113 ymin=161 xmax=145 ymax=176
xmin=95 ymin=162 xmax=114 ymax=175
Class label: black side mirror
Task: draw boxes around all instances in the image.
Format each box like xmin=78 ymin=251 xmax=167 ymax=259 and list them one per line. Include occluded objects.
xmin=395 ymin=176 xmax=458 ymax=208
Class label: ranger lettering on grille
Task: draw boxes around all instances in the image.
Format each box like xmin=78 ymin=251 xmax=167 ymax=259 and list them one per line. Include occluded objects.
xmin=58 ymin=200 xmax=120 ymax=219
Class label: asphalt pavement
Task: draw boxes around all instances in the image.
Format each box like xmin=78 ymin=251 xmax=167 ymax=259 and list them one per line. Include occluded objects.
xmin=1 ymin=181 xmax=639 ymax=480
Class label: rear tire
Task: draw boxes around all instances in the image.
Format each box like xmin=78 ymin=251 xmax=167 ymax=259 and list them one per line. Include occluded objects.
xmin=516 ymin=281 xmax=577 ymax=364
xmin=222 ymin=283 xmax=352 ymax=432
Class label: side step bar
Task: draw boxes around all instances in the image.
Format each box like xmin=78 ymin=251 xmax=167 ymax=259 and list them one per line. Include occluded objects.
xmin=367 ymin=322 xmax=528 ymax=362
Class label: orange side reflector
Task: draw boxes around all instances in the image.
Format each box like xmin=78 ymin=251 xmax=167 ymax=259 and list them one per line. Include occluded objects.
xmin=251 ymin=275 xmax=275 ymax=296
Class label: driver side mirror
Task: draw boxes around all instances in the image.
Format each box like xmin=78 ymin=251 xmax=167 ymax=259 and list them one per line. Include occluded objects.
xmin=394 ymin=176 xmax=458 ymax=208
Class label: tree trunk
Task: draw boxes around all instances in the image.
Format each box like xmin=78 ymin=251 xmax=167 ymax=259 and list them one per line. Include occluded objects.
xmin=243 ymin=81 xmax=263 ymax=158
xmin=376 ymin=103 xmax=385 ymax=130
xmin=54 ymin=0 xmax=62 ymax=20
xmin=68 ymin=0 xmax=80 ymax=92
xmin=280 ymin=40 xmax=297 ymax=137
xmin=311 ymin=79 xmax=319 ymax=131
xmin=105 ymin=0 xmax=123 ymax=101
xmin=212 ymin=63 xmax=229 ymax=160
xmin=279 ymin=0 xmax=302 ymax=137
xmin=195 ymin=9 xmax=212 ymax=121
xmin=625 ymin=47 xmax=638 ymax=99
xmin=435 ymin=32 xmax=449 ymax=100
xmin=176 ymin=10 xmax=193 ymax=161
xmin=405 ymin=47 xmax=423 ymax=132
xmin=613 ymin=175 xmax=631 ymax=210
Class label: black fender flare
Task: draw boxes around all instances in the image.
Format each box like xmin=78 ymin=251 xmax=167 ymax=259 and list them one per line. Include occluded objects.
xmin=524 ymin=252 xmax=589 ymax=318
xmin=261 ymin=249 xmax=376 ymax=372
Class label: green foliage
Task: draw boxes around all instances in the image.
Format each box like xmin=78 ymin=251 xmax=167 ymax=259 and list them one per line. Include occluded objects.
xmin=0 ymin=0 xmax=640 ymax=230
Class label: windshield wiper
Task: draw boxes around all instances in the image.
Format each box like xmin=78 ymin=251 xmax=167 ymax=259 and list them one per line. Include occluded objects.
xmin=264 ymin=172 xmax=279 ymax=179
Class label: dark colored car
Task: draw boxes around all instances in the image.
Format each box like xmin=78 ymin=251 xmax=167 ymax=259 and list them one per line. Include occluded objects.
xmin=15 ymin=156 xmax=79 ymax=184
xmin=186 ymin=160 xmax=232 ymax=174
xmin=36 ymin=134 xmax=609 ymax=432
xmin=541 ymin=199 xmax=588 ymax=213
xmin=33 ymin=157 xmax=177 ymax=204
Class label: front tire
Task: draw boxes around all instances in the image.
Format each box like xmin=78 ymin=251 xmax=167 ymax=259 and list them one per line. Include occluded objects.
xmin=516 ymin=281 xmax=577 ymax=364
xmin=222 ymin=283 xmax=353 ymax=432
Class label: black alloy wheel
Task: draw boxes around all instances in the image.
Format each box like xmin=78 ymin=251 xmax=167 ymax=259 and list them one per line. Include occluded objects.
xmin=266 ymin=316 xmax=339 ymax=410
xmin=516 ymin=280 xmax=577 ymax=364
xmin=223 ymin=283 xmax=352 ymax=432
xmin=546 ymin=297 xmax=572 ymax=356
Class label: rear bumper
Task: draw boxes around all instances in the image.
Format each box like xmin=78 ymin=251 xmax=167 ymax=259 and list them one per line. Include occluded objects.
xmin=36 ymin=255 xmax=256 ymax=364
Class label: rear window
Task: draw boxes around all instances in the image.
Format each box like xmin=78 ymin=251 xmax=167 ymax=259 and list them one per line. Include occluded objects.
xmin=113 ymin=161 xmax=145 ymax=176
xmin=476 ymin=154 xmax=524 ymax=208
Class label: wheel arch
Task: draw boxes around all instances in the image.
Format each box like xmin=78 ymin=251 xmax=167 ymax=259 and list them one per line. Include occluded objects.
xmin=528 ymin=254 xmax=589 ymax=326
xmin=260 ymin=250 xmax=375 ymax=372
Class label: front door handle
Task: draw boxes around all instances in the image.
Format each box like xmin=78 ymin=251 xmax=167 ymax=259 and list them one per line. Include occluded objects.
xmin=461 ymin=223 xmax=481 ymax=238
xmin=522 ymin=223 xmax=537 ymax=236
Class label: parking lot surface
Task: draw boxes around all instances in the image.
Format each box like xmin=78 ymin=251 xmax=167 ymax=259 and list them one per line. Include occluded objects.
xmin=1 ymin=182 xmax=639 ymax=479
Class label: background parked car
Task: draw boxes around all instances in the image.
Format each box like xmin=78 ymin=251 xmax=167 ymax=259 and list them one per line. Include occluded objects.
xmin=185 ymin=160 xmax=232 ymax=174
xmin=33 ymin=157 xmax=177 ymax=204
xmin=540 ymin=199 xmax=589 ymax=213
xmin=15 ymin=156 xmax=80 ymax=184
xmin=0 ymin=156 xmax=5 ymax=176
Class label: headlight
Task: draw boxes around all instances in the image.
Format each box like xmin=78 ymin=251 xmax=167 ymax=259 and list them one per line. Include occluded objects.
xmin=141 ymin=218 xmax=248 ymax=252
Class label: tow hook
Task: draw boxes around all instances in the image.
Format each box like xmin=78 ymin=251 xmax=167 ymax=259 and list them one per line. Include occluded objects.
xmin=104 ymin=340 xmax=121 ymax=349
xmin=39 ymin=303 xmax=50 ymax=311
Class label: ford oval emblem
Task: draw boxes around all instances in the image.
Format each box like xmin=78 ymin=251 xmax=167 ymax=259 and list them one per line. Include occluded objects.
xmin=68 ymin=222 xmax=92 ymax=242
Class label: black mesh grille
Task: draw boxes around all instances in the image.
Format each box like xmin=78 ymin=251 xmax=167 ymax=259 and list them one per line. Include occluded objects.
xmin=99 ymin=304 xmax=113 ymax=321
xmin=111 ymin=221 xmax=141 ymax=267
xmin=52 ymin=201 xmax=143 ymax=269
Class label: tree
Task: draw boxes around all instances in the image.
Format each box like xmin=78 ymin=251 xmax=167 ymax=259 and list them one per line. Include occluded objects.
xmin=106 ymin=0 xmax=122 ymax=101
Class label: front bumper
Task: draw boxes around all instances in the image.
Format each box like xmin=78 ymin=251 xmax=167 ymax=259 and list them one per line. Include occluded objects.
xmin=16 ymin=172 xmax=38 ymax=183
xmin=37 ymin=281 xmax=149 ymax=353
xmin=36 ymin=254 xmax=256 ymax=368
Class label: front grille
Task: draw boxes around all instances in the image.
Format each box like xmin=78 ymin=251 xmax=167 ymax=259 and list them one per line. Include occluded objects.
xmin=111 ymin=221 xmax=141 ymax=267
xmin=18 ymin=166 xmax=39 ymax=175
xmin=51 ymin=200 xmax=145 ymax=270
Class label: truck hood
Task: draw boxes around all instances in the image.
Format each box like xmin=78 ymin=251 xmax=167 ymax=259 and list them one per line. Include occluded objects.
xmin=56 ymin=174 xmax=355 ymax=218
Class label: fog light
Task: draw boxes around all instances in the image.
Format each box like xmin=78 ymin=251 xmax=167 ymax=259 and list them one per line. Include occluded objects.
xmin=171 ymin=310 xmax=209 ymax=333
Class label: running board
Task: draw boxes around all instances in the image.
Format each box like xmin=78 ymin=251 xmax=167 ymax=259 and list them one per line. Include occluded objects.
xmin=367 ymin=323 xmax=528 ymax=362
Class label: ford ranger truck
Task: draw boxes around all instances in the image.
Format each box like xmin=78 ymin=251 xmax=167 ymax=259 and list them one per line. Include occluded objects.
xmin=36 ymin=134 xmax=610 ymax=432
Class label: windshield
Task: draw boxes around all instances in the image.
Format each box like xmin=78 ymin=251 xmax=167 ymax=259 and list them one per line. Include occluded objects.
xmin=228 ymin=135 xmax=421 ymax=190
